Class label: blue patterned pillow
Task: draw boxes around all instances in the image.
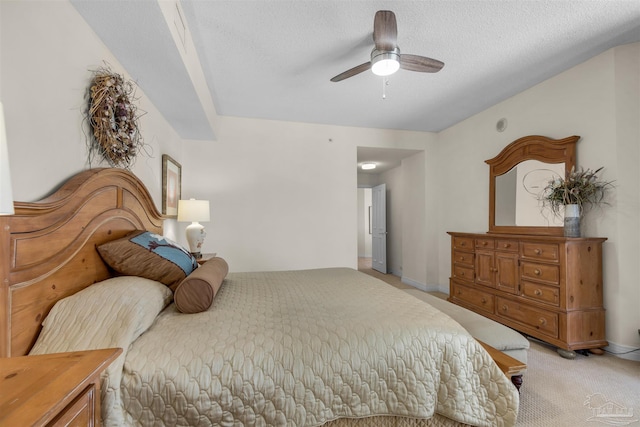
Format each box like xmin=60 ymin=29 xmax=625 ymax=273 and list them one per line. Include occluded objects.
xmin=97 ymin=230 xmax=198 ymax=289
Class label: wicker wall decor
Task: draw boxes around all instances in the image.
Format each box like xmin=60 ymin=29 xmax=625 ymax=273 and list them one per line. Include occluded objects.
xmin=87 ymin=66 xmax=144 ymax=168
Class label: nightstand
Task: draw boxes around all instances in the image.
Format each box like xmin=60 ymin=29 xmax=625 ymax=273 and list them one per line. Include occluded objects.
xmin=197 ymin=252 xmax=217 ymax=265
xmin=0 ymin=348 xmax=122 ymax=426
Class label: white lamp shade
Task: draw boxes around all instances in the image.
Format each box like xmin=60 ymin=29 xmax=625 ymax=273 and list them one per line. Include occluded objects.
xmin=177 ymin=199 xmax=210 ymax=222
xmin=0 ymin=102 xmax=14 ymax=215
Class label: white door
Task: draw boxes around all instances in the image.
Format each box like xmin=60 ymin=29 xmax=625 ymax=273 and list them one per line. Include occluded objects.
xmin=372 ymin=183 xmax=387 ymax=273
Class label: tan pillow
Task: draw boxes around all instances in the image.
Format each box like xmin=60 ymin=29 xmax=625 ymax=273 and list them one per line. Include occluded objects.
xmin=97 ymin=230 xmax=199 ymax=288
xmin=174 ymin=257 xmax=229 ymax=313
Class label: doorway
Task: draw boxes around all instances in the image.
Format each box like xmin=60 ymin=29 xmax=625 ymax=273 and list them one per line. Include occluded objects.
xmin=371 ymin=183 xmax=387 ymax=273
xmin=357 ymin=187 xmax=372 ymax=262
xmin=356 ymin=146 xmax=424 ymax=278
xmin=357 ymin=184 xmax=387 ymax=273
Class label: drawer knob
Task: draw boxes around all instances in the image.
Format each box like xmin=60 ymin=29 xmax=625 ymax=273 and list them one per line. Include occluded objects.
xmin=534 ymin=269 xmax=541 ymax=276
xmin=482 ymin=241 xmax=488 ymax=246
xmin=502 ymin=305 xmax=508 ymax=312
xmin=534 ymin=289 xmax=542 ymax=296
xmin=538 ymin=318 xmax=547 ymax=326
xmin=534 ymin=248 xmax=541 ymax=255
xmin=460 ymin=272 xmax=465 ymax=276
xmin=459 ymin=256 xmax=464 ymax=261
xmin=481 ymin=298 xmax=487 ymax=304
xmin=460 ymin=242 xmax=466 ymax=247
xmin=503 ymin=243 xmax=511 ymax=248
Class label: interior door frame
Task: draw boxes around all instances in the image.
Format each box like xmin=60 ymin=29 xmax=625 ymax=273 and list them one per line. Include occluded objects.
xmin=371 ymin=183 xmax=387 ymax=273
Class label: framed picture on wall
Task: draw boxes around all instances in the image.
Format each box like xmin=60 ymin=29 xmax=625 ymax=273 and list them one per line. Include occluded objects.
xmin=162 ymin=154 xmax=181 ymax=218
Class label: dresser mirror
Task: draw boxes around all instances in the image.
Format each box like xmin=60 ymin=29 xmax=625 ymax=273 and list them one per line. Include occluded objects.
xmin=486 ymin=135 xmax=578 ymax=235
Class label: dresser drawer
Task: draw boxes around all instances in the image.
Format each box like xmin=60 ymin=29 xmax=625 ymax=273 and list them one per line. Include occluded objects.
xmin=451 ymin=282 xmax=494 ymax=314
xmin=496 ymin=297 xmax=559 ymax=338
xmin=521 ymin=280 xmax=560 ymax=306
xmin=49 ymin=385 xmax=95 ymax=426
xmin=521 ymin=262 xmax=560 ymax=285
xmin=453 ymin=264 xmax=474 ymax=282
xmin=475 ymin=238 xmax=495 ymax=249
xmin=496 ymin=239 xmax=518 ymax=252
xmin=453 ymin=249 xmax=474 ymax=267
xmin=520 ymin=242 xmax=559 ymax=262
xmin=453 ymin=236 xmax=474 ymax=251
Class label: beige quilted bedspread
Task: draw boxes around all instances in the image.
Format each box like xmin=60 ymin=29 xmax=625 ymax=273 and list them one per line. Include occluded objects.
xmin=120 ymin=268 xmax=517 ymax=426
xmin=31 ymin=268 xmax=518 ymax=426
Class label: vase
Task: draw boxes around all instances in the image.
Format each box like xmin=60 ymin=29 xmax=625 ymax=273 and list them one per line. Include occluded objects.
xmin=564 ymin=204 xmax=581 ymax=237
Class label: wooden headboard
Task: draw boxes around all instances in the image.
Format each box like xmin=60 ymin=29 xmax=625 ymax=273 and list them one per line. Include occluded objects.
xmin=0 ymin=168 xmax=163 ymax=357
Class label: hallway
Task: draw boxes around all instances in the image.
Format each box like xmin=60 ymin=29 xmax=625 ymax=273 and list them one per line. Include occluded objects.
xmin=357 ymin=257 xmax=412 ymax=290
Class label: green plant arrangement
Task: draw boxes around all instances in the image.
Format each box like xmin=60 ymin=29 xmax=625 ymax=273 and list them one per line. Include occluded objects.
xmin=540 ymin=166 xmax=614 ymax=218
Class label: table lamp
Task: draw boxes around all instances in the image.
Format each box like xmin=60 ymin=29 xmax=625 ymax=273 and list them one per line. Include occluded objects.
xmin=177 ymin=198 xmax=210 ymax=258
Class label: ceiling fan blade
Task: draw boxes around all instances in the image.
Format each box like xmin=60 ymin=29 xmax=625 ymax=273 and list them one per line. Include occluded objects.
xmin=330 ymin=62 xmax=372 ymax=82
xmin=400 ymin=54 xmax=444 ymax=73
xmin=373 ymin=10 xmax=397 ymax=51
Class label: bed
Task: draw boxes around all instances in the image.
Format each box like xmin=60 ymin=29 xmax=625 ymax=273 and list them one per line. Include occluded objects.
xmin=0 ymin=168 xmax=519 ymax=427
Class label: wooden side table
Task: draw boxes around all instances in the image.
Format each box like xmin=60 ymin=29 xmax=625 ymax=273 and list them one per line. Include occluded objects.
xmin=197 ymin=252 xmax=217 ymax=265
xmin=0 ymin=348 xmax=122 ymax=426
xmin=477 ymin=339 xmax=527 ymax=390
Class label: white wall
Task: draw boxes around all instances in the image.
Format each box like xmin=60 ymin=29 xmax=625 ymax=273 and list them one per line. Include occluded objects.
xmin=401 ymin=152 xmax=429 ymax=289
xmin=180 ymin=117 xmax=431 ymax=273
xmin=611 ymin=42 xmax=640 ymax=356
xmin=378 ymin=166 xmax=403 ymax=276
xmin=356 ymin=173 xmax=379 ymax=188
xmin=182 ymin=117 xmax=356 ymax=272
xmin=434 ymin=43 xmax=640 ymax=355
xmin=0 ymin=1 xmax=182 ymax=211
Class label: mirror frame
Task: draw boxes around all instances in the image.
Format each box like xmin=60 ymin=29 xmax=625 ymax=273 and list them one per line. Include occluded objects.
xmin=486 ymin=134 xmax=579 ymax=236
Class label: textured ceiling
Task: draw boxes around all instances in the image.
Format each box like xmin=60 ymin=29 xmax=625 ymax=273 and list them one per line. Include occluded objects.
xmin=181 ymin=0 xmax=640 ymax=134
xmin=72 ymin=1 xmax=640 ymax=155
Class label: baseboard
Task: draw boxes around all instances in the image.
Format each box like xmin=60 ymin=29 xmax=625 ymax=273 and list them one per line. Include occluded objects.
xmin=604 ymin=341 xmax=640 ymax=361
xmin=401 ymin=276 xmax=426 ymax=291
xmin=389 ymin=268 xmax=402 ymax=277
xmin=400 ymin=276 xmax=441 ymax=293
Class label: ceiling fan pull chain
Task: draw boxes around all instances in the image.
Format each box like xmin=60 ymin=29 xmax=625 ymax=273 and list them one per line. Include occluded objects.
xmin=382 ymin=77 xmax=387 ymax=99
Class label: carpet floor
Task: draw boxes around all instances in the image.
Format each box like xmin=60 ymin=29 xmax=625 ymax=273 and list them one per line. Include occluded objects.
xmin=357 ymin=258 xmax=640 ymax=427
xmin=518 ymin=338 xmax=639 ymax=426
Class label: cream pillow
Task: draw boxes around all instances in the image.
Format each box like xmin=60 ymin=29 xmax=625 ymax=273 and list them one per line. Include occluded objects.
xmin=30 ymin=276 xmax=172 ymax=355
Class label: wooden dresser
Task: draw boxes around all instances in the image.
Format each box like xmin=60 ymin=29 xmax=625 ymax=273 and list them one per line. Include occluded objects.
xmin=448 ymin=232 xmax=607 ymax=353
xmin=0 ymin=348 xmax=121 ymax=426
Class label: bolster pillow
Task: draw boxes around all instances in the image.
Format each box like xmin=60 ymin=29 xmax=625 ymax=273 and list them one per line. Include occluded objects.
xmin=173 ymin=257 xmax=229 ymax=314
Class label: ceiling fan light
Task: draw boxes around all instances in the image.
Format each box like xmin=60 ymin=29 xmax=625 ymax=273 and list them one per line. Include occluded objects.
xmin=371 ymin=49 xmax=400 ymax=77
xmin=361 ymin=163 xmax=377 ymax=170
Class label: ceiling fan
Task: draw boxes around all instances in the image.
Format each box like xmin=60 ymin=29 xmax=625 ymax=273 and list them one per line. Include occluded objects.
xmin=330 ymin=10 xmax=444 ymax=82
